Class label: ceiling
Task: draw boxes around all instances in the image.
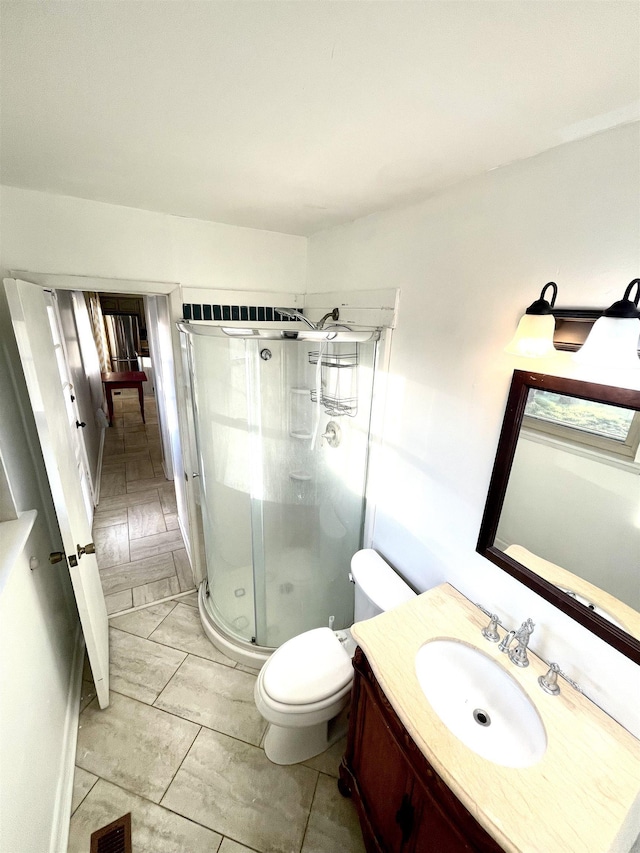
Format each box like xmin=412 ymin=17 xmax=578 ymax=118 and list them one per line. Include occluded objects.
xmin=1 ymin=2 xmax=638 ymax=236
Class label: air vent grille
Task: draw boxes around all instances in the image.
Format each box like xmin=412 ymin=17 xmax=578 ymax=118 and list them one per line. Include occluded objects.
xmin=90 ymin=812 xmax=132 ymax=853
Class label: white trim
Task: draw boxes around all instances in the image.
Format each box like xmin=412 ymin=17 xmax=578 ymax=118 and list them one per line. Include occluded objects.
xmin=107 ymin=588 xmax=197 ymax=620
xmin=520 ymin=426 xmax=640 ymax=474
xmin=9 ymin=271 xmax=179 ymax=295
xmin=177 ymin=513 xmax=196 ymax=584
xmin=305 ymin=287 xmax=399 ymax=329
xmin=49 ymin=624 xmax=84 ymax=853
xmin=94 ymin=426 xmax=105 ymax=510
xmin=363 ymin=326 xmax=394 ymax=548
xmin=181 ymin=286 xmax=303 ymax=307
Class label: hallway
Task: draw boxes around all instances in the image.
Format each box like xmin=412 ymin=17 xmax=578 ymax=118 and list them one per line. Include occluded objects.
xmin=93 ymin=387 xmax=195 ymax=614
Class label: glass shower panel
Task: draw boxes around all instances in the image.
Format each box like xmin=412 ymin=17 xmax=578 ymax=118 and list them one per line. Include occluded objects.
xmin=188 ymin=333 xmax=256 ymax=643
xmin=252 ymin=338 xmax=377 ymax=647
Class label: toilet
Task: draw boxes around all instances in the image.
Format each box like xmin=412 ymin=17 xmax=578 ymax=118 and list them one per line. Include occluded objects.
xmin=254 ymin=549 xmax=416 ymax=765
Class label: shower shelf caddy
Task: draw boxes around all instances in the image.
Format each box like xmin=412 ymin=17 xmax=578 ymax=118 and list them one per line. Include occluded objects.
xmin=308 ymin=348 xmax=359 ymax=417
xmin=289 ymin=387 xmax=314 ymax=439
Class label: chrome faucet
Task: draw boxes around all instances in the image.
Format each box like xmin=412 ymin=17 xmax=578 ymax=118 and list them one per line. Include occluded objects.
xmin=510 ymin=618 xmax=535 ymax=667
xmin=498 ymin=618 xmax=535 ymax=667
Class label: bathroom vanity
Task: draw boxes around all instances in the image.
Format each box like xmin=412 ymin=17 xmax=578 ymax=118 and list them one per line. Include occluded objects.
xmin=339 ymin=646 xmax=504 ymax=851
xmin=340 ymin=583 xmax=640 ymax=853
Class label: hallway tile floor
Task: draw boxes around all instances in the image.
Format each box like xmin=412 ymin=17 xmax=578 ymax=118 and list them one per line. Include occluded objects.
xmin=93 ymin=389 xmax=195 ymax=614
xmin=70 ymin=596 xmax=365 ymax=853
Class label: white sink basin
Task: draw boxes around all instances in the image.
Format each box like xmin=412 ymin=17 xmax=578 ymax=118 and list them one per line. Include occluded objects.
xmin=415 ymin=639 xmax=547 ymax=768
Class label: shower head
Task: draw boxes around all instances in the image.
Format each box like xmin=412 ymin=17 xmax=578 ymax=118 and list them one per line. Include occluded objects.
xmin=275 ymin=307 xmax=341 ymax=330
xmin=275 ymin=308 xmax=318 ymax=330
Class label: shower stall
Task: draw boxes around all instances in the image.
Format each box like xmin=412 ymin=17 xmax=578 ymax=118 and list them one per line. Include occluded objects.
xmin=178 ymin=323 xmax=379 ymax=663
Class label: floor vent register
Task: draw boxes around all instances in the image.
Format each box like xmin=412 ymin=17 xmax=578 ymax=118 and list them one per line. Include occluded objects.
xmin=89 ymin=812 xmax=132 ymax=853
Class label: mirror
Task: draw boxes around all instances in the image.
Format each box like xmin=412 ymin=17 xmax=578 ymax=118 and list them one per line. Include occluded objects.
xmin=478 ymin=370 xmax=640 ymax=665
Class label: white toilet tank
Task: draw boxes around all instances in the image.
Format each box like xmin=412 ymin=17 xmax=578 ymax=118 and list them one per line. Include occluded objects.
xmin=351 ymin=549 xmax=416 ymax=622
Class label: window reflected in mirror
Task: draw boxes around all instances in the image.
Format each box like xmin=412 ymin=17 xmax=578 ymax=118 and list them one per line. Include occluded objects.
xmin=478 ymin=371 xmax=640 ymax=664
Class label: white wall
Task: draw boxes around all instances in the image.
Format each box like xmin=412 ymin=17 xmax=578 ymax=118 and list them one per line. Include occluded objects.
xmin=0 ymin=184 xmax=308 ymax=558
xmin=0 ymin=187 xmax=307 ymax=849
xmin=498 ymin=434 xmax=640 ymax=611
xmin=1 ymin=125 xmax=639 ymax=738
xmin=0 ymin=185 xmax=307 ymax=290
xmin=307 ymin=122 xmax=640 ymax=735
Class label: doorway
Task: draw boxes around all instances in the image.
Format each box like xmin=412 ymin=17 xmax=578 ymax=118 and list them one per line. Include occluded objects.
xmin=11 ymin=272 xmax=196 ymax=616
xmin=82 ymin=288 xmax=194 ymax=614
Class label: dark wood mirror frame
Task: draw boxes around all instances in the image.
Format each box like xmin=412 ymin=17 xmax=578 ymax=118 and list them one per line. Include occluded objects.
xmin=477 ymin=369 xmax=640 ymax=665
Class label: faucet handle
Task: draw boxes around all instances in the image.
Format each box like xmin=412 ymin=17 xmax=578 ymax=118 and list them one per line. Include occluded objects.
xmin=538 ymin=662 xmax=561 ymax=695
xmin=538 ymin=662 xmax=583 ymax=696
xmin=481 ymin=613 xmax=502 ymax=642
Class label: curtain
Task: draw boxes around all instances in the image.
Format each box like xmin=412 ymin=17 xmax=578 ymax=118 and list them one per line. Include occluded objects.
xmin=84 ymin=292 xmax=111 ymax=374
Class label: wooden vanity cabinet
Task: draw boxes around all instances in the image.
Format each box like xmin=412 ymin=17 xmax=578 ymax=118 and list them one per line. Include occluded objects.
xmin=339 ymin=648 xmax=505 ymax=853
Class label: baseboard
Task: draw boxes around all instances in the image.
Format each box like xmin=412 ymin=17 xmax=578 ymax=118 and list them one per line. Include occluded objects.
xmin=50 ymin=624 xmax=85 ymax=853
xmin=94 ymin=427 xmax=106 ymax=509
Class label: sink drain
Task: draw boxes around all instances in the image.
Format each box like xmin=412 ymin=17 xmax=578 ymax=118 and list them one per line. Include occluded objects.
xmin=473 ymin=708 xmax=491 ymax=727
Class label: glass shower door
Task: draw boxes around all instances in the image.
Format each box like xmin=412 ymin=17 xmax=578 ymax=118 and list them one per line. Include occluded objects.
xmin=249 ymin=337 xmax=377 ymax=647
xmin=188 ymin=332 xmax=257 ymax=643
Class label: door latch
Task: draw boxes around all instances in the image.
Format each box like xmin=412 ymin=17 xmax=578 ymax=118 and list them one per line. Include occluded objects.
xmin=77 ymin=542 xmax=96 ymax=559
xmin=49 ymin=551 xmax=65 ymax=565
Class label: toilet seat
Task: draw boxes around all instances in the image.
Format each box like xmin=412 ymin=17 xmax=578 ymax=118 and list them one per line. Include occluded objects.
xmin=262 ymin=627 xmax=353 ymax=706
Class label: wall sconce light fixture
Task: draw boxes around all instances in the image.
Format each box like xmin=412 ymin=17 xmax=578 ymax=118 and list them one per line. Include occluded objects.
xmin=573 ymin=279 xmax=640 ymax=370
xmin=505 ymin=282 xmax=558 ymax=357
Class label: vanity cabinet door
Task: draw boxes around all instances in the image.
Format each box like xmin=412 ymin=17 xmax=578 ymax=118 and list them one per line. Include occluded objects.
xmin=347 ymin=671 xmax=414 ymax=851
xmin=340 ymin=648 xmax=504 ymax=853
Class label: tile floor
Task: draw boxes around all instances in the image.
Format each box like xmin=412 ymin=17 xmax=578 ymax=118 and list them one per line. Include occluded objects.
xmin=94 ymin=389 xmax=195 ymax=615
xmin=73 ymin=387 xmax=365 ymax=851
xmin=70 ymin=595 xmax=365 ymax=853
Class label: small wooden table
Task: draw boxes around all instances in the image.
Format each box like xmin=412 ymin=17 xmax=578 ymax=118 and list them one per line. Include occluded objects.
xmin=101 ymin=370 xmax=148 ymax=426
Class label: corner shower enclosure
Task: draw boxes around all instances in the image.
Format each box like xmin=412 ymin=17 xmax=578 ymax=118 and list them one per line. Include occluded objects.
xmin=179 ymin=323 xmax=379 ymax=659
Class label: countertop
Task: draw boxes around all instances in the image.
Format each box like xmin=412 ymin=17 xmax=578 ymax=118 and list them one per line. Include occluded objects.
xmin=351 ymin=582 xmax=640 ymax=853
xmin=505 ymin=544 xmax=640 ymax=643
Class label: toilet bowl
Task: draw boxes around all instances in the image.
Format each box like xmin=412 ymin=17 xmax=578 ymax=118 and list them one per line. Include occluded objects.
xmin=254 ymin=549 xmax=416 ymax=765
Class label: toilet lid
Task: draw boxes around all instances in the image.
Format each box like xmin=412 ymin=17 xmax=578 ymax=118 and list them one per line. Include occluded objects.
xmin=263 ymin=627 xmax=353 ymax=705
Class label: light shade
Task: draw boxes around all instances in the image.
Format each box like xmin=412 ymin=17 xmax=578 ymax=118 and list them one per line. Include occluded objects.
xmin=573 ymin=316 xmax=640 ymax=369
xmin=505 ymin=281 xmax=558 ymax=357
xmin=573 ymin=279 xmax=640 ymax=370
xmin=505 ymin=314 xmax=557 ymax=357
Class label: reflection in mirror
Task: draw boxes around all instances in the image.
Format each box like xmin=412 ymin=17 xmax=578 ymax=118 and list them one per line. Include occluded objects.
xmin=478 ymin=371 xmax=640 ymax=664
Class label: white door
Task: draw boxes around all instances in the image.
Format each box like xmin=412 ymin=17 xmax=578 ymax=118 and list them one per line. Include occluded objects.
xmin=4 ymin=278 xmax=109 ymax=708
